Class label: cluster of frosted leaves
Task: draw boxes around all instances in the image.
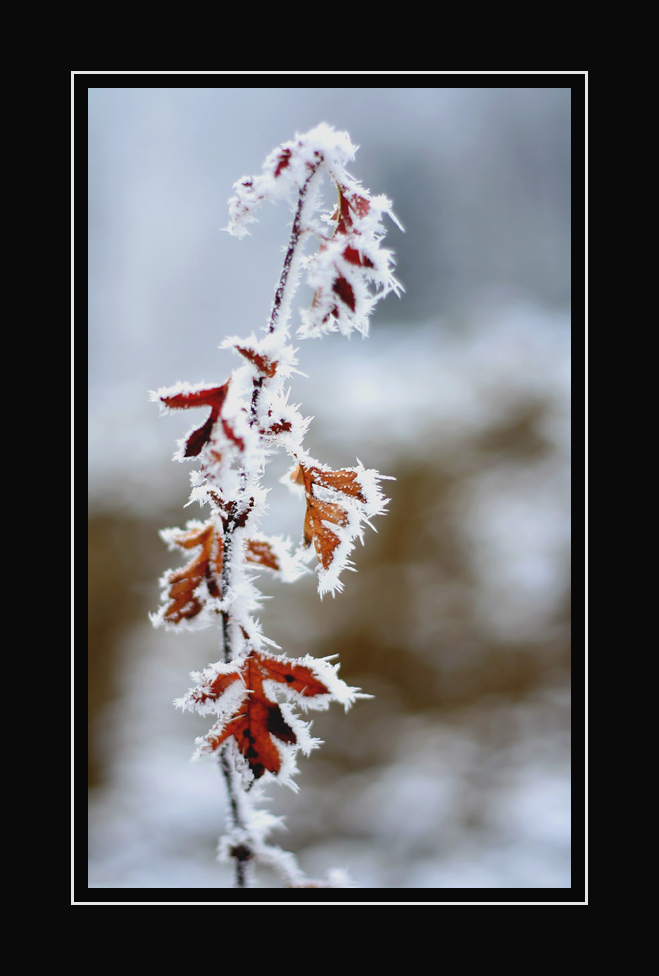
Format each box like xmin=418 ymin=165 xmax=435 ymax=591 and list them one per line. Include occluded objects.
xmin=151 ymin=495 xmax=306 ymax=631
xmin=151 ymin=334 xmax=310 ymax=484
xmin=176 ymin=645 xmax=364 ymax=787
xmin=299 ymin=179 xmax=403 ymax=339
xmin=152 ymin=329 xmax=390 ymax=597
xmin=152 ymin=479 xmax=367 ymax=793
xmin=221 ymin=333 xmax=311 ymax=455
xmin=151 ymin=126 xmax=395 ymax=828
xmin=288 ymin=457 xmax=390 ymax=597
xmin=226 ymin=123 xmax=403 ymax=339
xmin=149 ymin=378 xmax=248 ymax=492
xmin=227 ymin=123 xmax=356 ymax=240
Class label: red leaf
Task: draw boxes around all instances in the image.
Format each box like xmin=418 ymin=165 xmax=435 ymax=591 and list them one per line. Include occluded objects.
xmin=274 ymin=148 xmax=292 ymax=178
xmin=332 ymin=275 xmax=356 ymax=312
xmin=223 ymin=496 xmax=255 ymax=529
xmin=183 ymin=413 xmax=215 ymax=457
xmin=334 ymin=192 xmax=353 ymax=235
xmin=350 ymin=193 xmax=370 ymax=217
xmin=161 ymin=382 xmax=231 ymax=458
xmin=343 ymin=245 xmax=374 ymax=269
xmin=199 ymin=653 xmax=329 ymax=778
xmin=161 ymin=383 xmax=229 ymax=412
xmin=235 ymin=346 xmax=278 ymax=378
xmin=260 ymin=419 xmax=293 ymax=436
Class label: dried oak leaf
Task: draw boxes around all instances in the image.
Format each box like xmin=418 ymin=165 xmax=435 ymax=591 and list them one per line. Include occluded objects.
xmin=291 ymin=462 xmax=365 ymax=570
xmin=161 ymin=522 xmax=223 ymax=624
xmin=198 ymin=652 xmax=329 ymax=779
xmin=244 ymin=538 xmax=280 ymax=571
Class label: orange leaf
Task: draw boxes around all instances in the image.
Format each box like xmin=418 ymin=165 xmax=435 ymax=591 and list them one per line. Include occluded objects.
xmin=292 ymin=463 xmax=359 ymax=570
xmin=245 ymin=539 xmax=280 ymax=572
xmin=331 ymin=185 xmax=370 ymax=235
xmin=349 ymin=192 xmax=370 ymax=218
xmin=273 ymin=148 xmax=292 ymax=178
xmin=186 ymin=669 xmax=242 ymax=710
xmin=162 ymin=522 xmax=223 ymax=623
xmin=306 ymin=498 xmax=349 ymax=569
xmin=199 ymin=653 xmax=329 ymax=778
xmin=257 ymin=654 xmax=331 ymax=699
xmin=303 ymin=465 xmax=367 ymax=502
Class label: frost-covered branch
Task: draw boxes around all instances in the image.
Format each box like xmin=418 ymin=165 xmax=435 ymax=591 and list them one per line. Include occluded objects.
xmin=150 ymin=124 xmax=402 ymax=888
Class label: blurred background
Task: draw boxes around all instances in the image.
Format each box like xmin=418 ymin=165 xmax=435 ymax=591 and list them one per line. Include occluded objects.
xmin=88 ymin=86 xmax=571 ymax=889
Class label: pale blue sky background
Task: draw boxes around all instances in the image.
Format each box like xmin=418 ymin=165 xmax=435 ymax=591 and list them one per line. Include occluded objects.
xmin=88 ymin=86 xmax=571 ymax=510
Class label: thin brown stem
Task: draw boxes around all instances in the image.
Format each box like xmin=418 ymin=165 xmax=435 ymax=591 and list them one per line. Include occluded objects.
xmin=266 ymin=158 xmax=321 ymax=335
xmin=215 ymin=174 xmax=315 ymax=888
xmin=220 ymin=751 xmax=252 ymax=888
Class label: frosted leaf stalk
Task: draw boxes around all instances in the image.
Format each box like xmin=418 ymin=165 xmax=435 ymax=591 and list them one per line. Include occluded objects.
xmin=150 ymin=124 xmax=402 ymax=888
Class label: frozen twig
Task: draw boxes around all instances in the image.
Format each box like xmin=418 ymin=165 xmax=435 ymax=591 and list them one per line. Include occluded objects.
xmin=151 ymin=125 xmax=402 ymax=888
